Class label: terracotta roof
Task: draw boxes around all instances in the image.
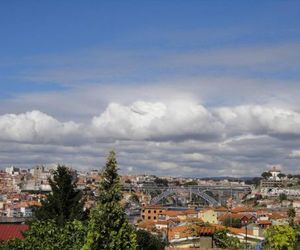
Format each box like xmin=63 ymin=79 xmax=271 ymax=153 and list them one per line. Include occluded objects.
xmin=143 ymin=205 xmax=163 ymax=209
xmin=218 ymin=213 xmax=256 ymax=222
xmin=0 ymin=224 xmax=29 ymax=241
xmin=168 ymin=225 xmax=216 ymax=240
xmin=269 ymin=213 xmax=286 ymax=220
xmin=137 ymin=221 xmax=155 ymax=230
xmin=212 ymin=224 xmax=253 ymax=236
xmin=257 ymin=220 xmax=272 ymax=225
xmin=213 ymin=206 xmax=228 ymax=212
xmin=162 ymin=209 xmax=198 ymax=217
xmin=155 ymin=220 xmax=169 ymax=225
xmin=231 ymin=206 xmax=255 ymax=213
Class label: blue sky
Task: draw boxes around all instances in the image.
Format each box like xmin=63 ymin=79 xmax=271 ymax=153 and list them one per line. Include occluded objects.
xmin=1 ymin=1 xmax=300 ymax=95
xmin=1 ymin=1 xmax=300 ymax=176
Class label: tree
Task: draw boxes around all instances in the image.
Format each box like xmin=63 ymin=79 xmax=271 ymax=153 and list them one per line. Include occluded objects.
xmin=261 ymin=172 xmax=272 ymax=180
xmin=279 ymin=193 xmax=287 ymax=203
xmin=82 ymin=151 xmax=137 ymax=250
xmin=35 ymin=165 xmax=84 ymax=226
xmin=154 ymin=177 xmax=168 ymax=187
xmin=214 ymin=229 xmax=243 ymax=249
xmin=263 ymin=225 xmax=296 ymax=250
xmin=288 ymin=208 xmax=296 ymax=227
xmin=0 ymin=220 xmax=86 ymax=250
xmin=278 ymin=173 xmax=286 ymax=179
xmin=184 ymin=180 xmax=198 ymax=186
xmin=222 ymin=218 xmax=242 ymax=228
xmin=136 ymin=230 xmax=166 ymax=250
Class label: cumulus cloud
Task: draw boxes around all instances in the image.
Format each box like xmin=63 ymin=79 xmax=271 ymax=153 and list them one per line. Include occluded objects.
xmin=1 ymin=102 xmax=300 ymax=176
xmin=214 ymin=105 xmax=300 ymax=138
xmin=0 ymin=110 xmax=82 ymax=144
xmin=91 ymin=100 xmax=223 ymax=141
xmin=2 ymin=102 xmax=300 ymax=145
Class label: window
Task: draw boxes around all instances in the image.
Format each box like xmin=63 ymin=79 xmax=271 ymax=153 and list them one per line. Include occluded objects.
xmin=154 ymin=216 xmax=156 ymax=220
xmin=148 ymin=210 xmax=151 ymax=213
xmin=154 ymin=210 xmax=157 ymax=213
xmin=142 ymin=215 xmax=145 ymax=219
xmin=148 ymin=216 xmax=151 ymax=220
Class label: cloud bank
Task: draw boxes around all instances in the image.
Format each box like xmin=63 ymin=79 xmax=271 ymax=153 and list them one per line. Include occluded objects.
xmin=1 ymin=100 xmax=300 ymax=177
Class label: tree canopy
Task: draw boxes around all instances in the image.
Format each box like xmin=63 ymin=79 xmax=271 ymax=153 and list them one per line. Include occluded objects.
xmin=0 ymin=220 xmax=86 ymax=250
xmin=263 ymin=225 xmax=296 ymax=250
xmin=136 ymin=230 xmax=166 ymax=250
xmin=222 ymin=218 xmax=242 ymax=228
xmin=35 ymin=165 xmax=84 ymax=226
xmin=82 ymin=151 xmax=137 ymax=250
xmin=261 ymin=172 xmax=272 ymax=180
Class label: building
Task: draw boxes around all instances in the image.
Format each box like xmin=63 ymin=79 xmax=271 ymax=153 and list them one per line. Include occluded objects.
xmin=0 ymin=224 xmax=29 ymax=241
xmin=198 ymin=208 xmax=218 ymax=224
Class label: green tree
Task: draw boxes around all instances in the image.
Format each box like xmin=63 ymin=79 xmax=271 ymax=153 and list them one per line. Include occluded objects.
xmin=261 ymin=172 xmax=272 ymax=179
xmin=184 ymin=180 xmax=198 ymax=186
xmin=136 ymin=230 xmax=166 ymax=250
xmin=263 ymin=225 xmax=296 ymax=250
xmin=222 ymin=218 xmax=242 ymax=228
xmin=0 ymin=220 xmax=86 ymax=250
xmin=35 ymin=165 xmax=84 ymax=226
xmin=82 ymin=151 xmax=137 ymax=250
xmin=278 ymin=173 xmax=286 ymax=179
xmin=288 ymin=208 xmax=296 ymax=227
xmin=279 ymin=193 xmax=287 ymax=203
xmin=154 ymin=177 xmax=168 ymax=187
xmin=214 ymin=229 xmax=243 ymax=249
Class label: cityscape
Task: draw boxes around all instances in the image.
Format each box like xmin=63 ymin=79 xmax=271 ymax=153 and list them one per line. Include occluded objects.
xmin=1 ymin=1 xmax=300 ymax=249
xmin=1 ymin=162 xmax=300 ymax=249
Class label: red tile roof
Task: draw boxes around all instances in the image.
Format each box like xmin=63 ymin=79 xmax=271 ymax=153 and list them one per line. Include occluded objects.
xmin=0 ymin=224 xmax=29 ymax=241
xmin=257 ymin=220 xmax=272 ymax=225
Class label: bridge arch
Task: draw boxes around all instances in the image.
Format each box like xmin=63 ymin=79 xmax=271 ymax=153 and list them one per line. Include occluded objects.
xmin=150 ymin=188 xmax=219 ymax=206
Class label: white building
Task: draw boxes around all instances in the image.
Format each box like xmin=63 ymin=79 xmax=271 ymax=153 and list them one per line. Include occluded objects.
xmin=5 ymin=166 xmax=20 ymax=176
xmin=269 ymin=166 xmax=281 ymax=181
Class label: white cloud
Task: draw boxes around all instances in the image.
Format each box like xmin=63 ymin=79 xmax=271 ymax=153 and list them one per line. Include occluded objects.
xmin=0 ymin=110 xmax=82 ymax=144
xmin=1 ymin=102 xmax=300 ymax=176
xmin=215 ymin=105 xmax=300 ymax=137
xmin=289 ymin=150 xmax=300 ymax=158
xmin=91 ymin=100 xmax=223 ymax=140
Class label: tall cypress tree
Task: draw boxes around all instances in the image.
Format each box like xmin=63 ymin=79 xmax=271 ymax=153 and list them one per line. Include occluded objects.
xmin=35 ymin=165 xmax=84 ymax=226
xmin=83 ymin=151 xmax=137 ymax=250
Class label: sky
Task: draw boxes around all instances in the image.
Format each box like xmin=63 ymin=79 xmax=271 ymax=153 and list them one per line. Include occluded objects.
xmin=1 ymin=1 xmax=300 ymax=177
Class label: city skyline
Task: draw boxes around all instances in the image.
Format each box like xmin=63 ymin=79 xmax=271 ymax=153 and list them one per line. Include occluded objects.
xmin=1 ymin=1 xmax=300 ymax=177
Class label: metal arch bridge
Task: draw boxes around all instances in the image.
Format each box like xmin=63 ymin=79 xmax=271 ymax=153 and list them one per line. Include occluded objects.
xmin=123 ymin=185 xmax=251 ymax=206
xmin=149 ymin=187 xmax=220 ymax=206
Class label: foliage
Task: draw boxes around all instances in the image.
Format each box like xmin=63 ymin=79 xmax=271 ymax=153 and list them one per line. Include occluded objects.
xmin=214 ymin=229 xmax=244 ymax=249
xmin=0 ymin=238 xmax=23 ymax=250
xmin=288 ymin=208 xmax=296 ymax=227
xmin=35 ymin=165 xmax=84 ymax=226
xmin=278 ymin=173 xmax=286 ymax=179
xmin=136 ymin=230 xmax=166 ymax=250
xmin=279 ymin=193 xmax=287 ymax=202
xmin=82 ymin=151 xmax=137 ymax=250
xmin=184 ymin=180 xmax=198 ymax=186
xmin=263 ymin=225 xmax=296 ymax=250
xmin=261 ymin=172 xmax=272 ymax=179
xmin=245 ymin=177 xmax=262 ymax=187
xmin=154 ymin=178 xmax=169 ymax=187
xmin=0 ymin=220 xmax=87 ymax=250
xmin=222 ymin=217 xmax=242 ymax=228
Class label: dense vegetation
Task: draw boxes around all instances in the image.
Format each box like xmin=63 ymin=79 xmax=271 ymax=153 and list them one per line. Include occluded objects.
xmin=0 ymin=151 xmax=141 ymax=250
